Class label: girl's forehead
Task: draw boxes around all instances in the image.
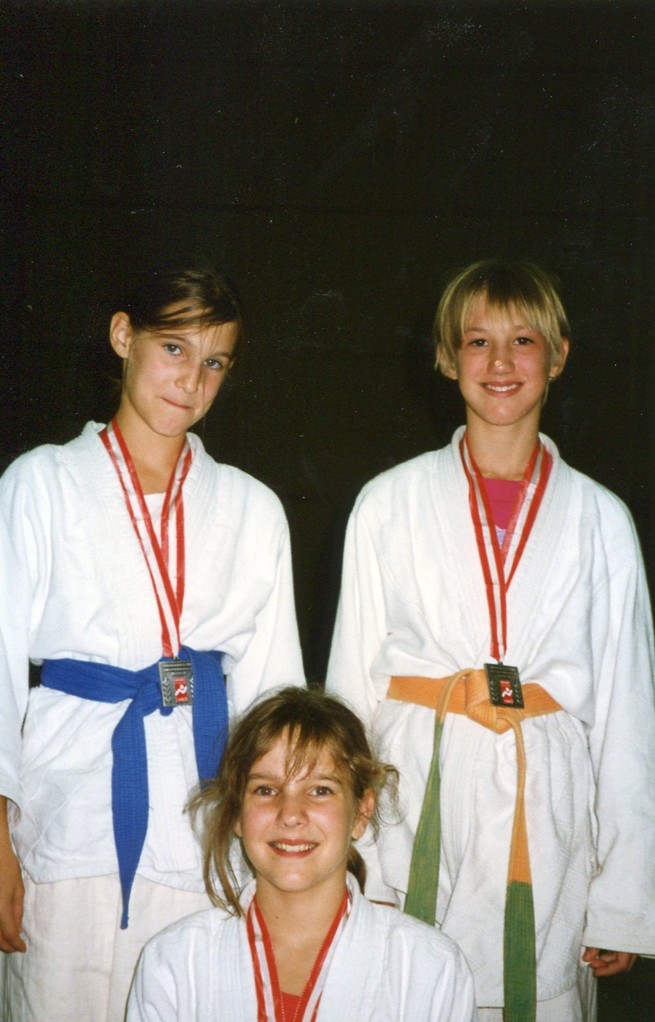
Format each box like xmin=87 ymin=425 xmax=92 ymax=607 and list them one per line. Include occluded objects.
xmin=159 ymin=299 xmax=207 ymax=319
xmin=463 ymin=293 xmax=528 ymax=326
xmin=250 ymin=734 xmax=340 ymax=777
xmin=144 ymin=301 xmax=228 ymax=334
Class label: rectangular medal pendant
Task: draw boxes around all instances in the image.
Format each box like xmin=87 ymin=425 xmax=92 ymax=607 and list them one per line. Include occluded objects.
xmin=158 ymin=659 xmax=194 ymax=707
xmin=484 ymin=662 xmax=524 ymax=708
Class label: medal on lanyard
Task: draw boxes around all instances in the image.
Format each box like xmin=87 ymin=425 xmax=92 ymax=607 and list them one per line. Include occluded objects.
xmin=460 ymin=434 xmax=552 ymax=708
xmin=100 ymin=419 xmax=194 ymax=706
xmin=247 ymin=891 xmax=350 ymax=1022
xmin=158 ymin=660 xmax=194 ymax=707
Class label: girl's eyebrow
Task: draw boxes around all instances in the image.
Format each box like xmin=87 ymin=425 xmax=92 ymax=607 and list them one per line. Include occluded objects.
xmin=246 ymin=769 xmax=345 ymax=786
xmin=304 ymin=771 xmax=344 ymax=785
xmin=154 ymin=331 xmax=191 ymax=342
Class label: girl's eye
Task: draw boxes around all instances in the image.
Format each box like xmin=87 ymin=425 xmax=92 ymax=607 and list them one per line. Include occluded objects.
xmin=252 ymin=784 xmax=277 ymax=797
xmin=310 ymin=785 xmax=334 ymax=798
xmin=515 ymin=335 xmax=534 ymax=345
xmin=163 ymin=343 xmax=182 ymax=355
xmin=467 ymin=337 xmax=488 ymax=348
xmin=204 ymin=358 xmax=230 ymax=371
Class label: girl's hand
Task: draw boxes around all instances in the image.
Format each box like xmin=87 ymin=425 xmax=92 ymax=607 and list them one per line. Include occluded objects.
xmin=0 ymin=804 xmax=26 ymax=953
xmin=582 ymin=947 xmax=637 ymax=977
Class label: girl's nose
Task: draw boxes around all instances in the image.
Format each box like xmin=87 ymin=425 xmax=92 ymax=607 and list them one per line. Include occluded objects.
xmin=489 ymin=349 xmax=513 ymax=371
xmin=177 ymin=363 xmax=202 ymax=393
xmin=277 ymin=792 xmax=306 ymax=826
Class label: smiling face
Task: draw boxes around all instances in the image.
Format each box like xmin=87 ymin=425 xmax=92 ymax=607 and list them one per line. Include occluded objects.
xmin=445 ymin=293 xmax=568 ymax=435
xmin=234 ymin=732 xmax=372 ymax=905
xmin=110 ymin=305 xmax=238 ymax=445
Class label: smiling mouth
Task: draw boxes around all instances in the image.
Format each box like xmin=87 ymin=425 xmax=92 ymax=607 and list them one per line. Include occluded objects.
xmin=270 ymin=841 xmax=317 ymax=853
xmin=484 ymin=383 xmax=519 ymax=393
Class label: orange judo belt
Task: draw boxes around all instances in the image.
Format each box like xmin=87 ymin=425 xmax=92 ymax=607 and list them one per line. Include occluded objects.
xmin=388 ymin=669 xmax=562 ymax=1022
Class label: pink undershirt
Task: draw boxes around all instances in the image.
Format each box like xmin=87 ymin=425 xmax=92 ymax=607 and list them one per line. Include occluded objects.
xmin=481 ymin=477 xmax=522 ymax=534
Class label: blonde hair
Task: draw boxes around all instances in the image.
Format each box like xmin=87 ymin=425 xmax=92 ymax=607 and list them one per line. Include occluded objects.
xmin=435 ymin=259 xmax=570 ymax=377
xmin=188 ymin=686 xmax=398 ymax=916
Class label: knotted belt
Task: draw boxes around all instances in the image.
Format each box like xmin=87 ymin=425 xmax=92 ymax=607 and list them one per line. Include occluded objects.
xmin=388 ymin=669 xmax=562 ymax=1022
xmin=41 ymin=647 xmax=227 ymax=929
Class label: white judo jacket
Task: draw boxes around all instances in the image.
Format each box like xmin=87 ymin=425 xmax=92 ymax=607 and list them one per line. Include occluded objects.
xmin=327 ymin=428 xmax=655 ymax=1005
xmin=127 ymin=877 xmax=478 ymax=1021
xmin=0 ymin=423 xmax=305 ymax=891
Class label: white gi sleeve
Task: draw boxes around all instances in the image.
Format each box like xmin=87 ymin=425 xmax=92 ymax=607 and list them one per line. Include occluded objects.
xmin=326 ymin=495 xmax=388 ymax=723
xmin=326 ymin=497 xmax=401 ymax=904
xmin=584 ymin=498 xmax=655 ymax=954
xmin=0 ymin=460 xmax=48 ymax=808
xmin=127 ymin=940 xmax=179 ymax=1022
xmin=226 ymin=512 xmax=305 ymax=717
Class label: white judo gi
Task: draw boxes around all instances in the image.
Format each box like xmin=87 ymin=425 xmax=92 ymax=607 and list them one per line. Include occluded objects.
xmin=0 ymin=423 xmax=304 ymax=1018
xmin=127 ymin=876 xmax=478 ymax=1021
xmin=326 ymin=427 xmax=655 ymax=1012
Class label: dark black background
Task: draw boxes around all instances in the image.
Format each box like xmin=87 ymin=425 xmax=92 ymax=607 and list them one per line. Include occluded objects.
xmin=2 ymin=2 xmax=654 ymax=1014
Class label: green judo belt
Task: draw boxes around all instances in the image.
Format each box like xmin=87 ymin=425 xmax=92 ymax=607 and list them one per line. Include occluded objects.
xmin=389 ymin=668 xmax=562 ymax=1022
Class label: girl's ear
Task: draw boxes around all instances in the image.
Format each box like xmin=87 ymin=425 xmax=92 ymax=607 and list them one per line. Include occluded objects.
xmin=436 ymin=343 xmax=458 ymax=380
xmin=549 ymin=337 xmax=570 ymax=379
xmin=233 ymin=815 xmax=242 ymax=839
xmin=352 ymin=789 xmax=375 ymax=841
xmin=109 ymin=311 xmax=134 ymax=360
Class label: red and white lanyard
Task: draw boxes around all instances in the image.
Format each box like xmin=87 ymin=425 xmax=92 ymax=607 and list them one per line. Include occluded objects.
xmin=459 ymin=433 xmax=552 ymax=663
xmin=247 ymin=891 xmax=350 ymax=1022
xmin=99 ymin=418 xmax=192 ymax=658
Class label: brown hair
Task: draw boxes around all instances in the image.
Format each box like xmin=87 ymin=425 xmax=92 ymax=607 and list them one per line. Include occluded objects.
xmin=435 ymin=259 xmax=570 ymax=377
xmin=114 ymin=266 xmax=243 ymax=354
xmin=188 ymin=686 xmax=398 ymax=916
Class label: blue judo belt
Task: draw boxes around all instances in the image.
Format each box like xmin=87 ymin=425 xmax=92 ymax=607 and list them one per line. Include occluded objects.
xmin=41 ymin=647 xmax=227 ymax=929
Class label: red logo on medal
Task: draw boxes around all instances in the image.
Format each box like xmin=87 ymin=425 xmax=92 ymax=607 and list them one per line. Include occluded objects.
xmin=174 ymin=675 xmax=189 ymax=703
xmin=500 ymin=678 xmax=514 ymax=705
